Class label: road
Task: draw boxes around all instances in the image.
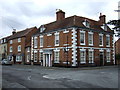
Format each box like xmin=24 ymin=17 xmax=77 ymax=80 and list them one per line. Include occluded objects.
xmin=2 ymin=65 xmax=119 ymax=89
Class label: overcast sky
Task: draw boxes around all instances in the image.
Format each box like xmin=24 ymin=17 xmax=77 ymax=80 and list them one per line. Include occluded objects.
xmin=0 ymin=0 xmax=119 ymax=39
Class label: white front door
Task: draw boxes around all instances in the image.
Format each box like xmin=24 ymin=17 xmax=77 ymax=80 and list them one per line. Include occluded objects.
xmin=45 ymin=54 xmax=52 ymax=67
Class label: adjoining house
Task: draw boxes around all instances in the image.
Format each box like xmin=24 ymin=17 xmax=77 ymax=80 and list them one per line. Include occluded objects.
xmin=31 ymin=10 xmax=115 ymax=67
xmin=0 ymin=36 xmax=11 ymax=61
xmin=7 ymin=27 xmax=37 ymax=64
xmin=115 ymin=38 xmax=120 ymax=64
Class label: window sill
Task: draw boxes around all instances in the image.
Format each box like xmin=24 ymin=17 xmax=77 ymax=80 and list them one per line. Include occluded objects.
xmin=89 ymin=44 xmax=93 ymax=46
xmin=54 ymin=62 xmax=59 ymax=63
xmin=99 ymin=45 xmax=103 ymax=47
xmin=55 ymin=44 xmax=59 ymax=46
xmin=80 ymin=43 xmax=85 ymax=45
xmin=80 ymin=62 xmax=86 ymax=64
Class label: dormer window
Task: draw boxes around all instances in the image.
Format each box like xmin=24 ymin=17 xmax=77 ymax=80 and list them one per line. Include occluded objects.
xmin=101 ymin=24 xmax=107 ymax=31
xmin=40 ymin=25 xmax=46 ymax=33
xmin=83 ymin=19 xmax=90 ymax=28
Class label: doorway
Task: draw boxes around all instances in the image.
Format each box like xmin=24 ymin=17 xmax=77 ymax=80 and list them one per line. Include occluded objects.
xmin=99 ymin=52 xmax=104 ymax=66
xmin=44 ymin=54 xmax=52 ymax=67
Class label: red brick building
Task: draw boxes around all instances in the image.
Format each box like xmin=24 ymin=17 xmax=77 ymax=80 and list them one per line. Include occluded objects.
xmin=7 ymin=27 xmax=37 ymax=64
xmin=31 ymin=10 xmax=115 ymax=67
xmin=115 ymin=38 xmax=120 ymax=54
xmin=115 ymin=38 xmax=120 ymax=64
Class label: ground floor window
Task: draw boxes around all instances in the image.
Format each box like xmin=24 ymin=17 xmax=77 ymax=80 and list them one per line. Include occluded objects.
xmin=54 ymin=51 xmax=59 ymax=63
xmin=80 ymin=49 xmax=86 ymax=64
xmin=34 ymin=53 xmax=37 ymax=62
xmin=27 ymin=54 xmax=30 ymax=62
xmin=106 ymin=51 xmax=110 ymax=62
xmin=16 ymin=56 xmax=22 ymax=62
xmin=89 ymin=50 xmax=94 ymax=63
xmin=40 ymin=52 xmax=43 ymax=62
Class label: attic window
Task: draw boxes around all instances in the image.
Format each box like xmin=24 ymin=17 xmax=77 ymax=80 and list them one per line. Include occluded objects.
xmin=83 ymin=19 xmax=90 ymax=28
xmin=40 ymin=25 xmax=46 ymax=33
xmin=101 ymin=24 xmax=107 ymax=31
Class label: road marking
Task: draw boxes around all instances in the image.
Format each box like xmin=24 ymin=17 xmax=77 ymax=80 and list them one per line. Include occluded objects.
xmin=28 ymin=76 xmax=31 ymax=80
xmin=100 ymin=72 xmax=105 ymax=74
xmin=43 ymin=75 xmax=55 ymax=79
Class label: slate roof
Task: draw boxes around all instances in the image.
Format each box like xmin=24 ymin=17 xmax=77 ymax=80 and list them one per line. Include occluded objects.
xmin=8 ymin=27 xmax=37 ymax=40
xmin=36 ymin=15 xmax=113 ymax=35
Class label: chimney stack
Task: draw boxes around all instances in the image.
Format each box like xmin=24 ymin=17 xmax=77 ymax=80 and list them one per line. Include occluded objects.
xmin=99 ymin=13 xmax=106 ymax=25
xmin=56 ymin=9 xmax=65 ymax=21
xmin=12 ymin=29 xmax=16 ymax=35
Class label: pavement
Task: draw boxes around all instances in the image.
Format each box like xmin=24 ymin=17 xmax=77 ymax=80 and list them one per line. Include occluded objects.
xmin=1 ymin=65 xmax=119 ymax=89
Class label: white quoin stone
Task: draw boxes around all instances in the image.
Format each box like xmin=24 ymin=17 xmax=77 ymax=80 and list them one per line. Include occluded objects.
xmin=71 ymin=28 xmax=77 ymax=66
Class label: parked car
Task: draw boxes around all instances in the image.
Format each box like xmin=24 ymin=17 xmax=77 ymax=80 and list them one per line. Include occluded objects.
xmin=1 ymin=59 xmax=12 ymax=65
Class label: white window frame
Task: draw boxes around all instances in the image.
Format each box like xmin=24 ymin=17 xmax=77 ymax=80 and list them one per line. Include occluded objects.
xmin=88 ymin=49 xmax=94 ymax=63
xmin=10 ymin=40 xmax=12 ymax=44
xmin=18 ymin=45 xmax=21 ymax=52
xmin=27 ymin=54 xmax=30 ymax=62
xmin=34 ymin=50 xmax=37 ymax=62
xmin=16 ymin=56 xmax=22 ymax=62
xmin=88 ymin=32 xmax=93 ymax=46
xmin=40 ymin=36 xmax=43 ymax=47
xmin=101 ymin=24 xmax=107 ymax=31
xmin=10 ymin=46 xmax=12 ymax=52
xmin=80 ymin=49 xmax=86 ymax=64
xmin=80 ymin=31 xmax=85 ymax=45
xmin=27 ymin=47 xmax=30 ymax=52
xmin=106 ymin=50 xmax=111 ymax=62
xmin=63 ymin=29 xmax=69 ymax=33
xmin=39 ymin=52 xmax=43 ymax=62
xmin=83 ymin=19 xmax=90 ymax=28
xmin=34 ymin=37 xmax=38 ymax=48
xmin=18 ymin=38 xmax=21 ymax=42
xmin=106 ymin=35 xmax=110 ymax=47
xmin=54 ymin=49 xmax=60 ymax=63
xmin=4 ymin=39 xmax=6 ymax=43
xmin=99 ymin=34 xmax=103 ymax=46
xmin=55 ymin=32 xmax=59 ymax=46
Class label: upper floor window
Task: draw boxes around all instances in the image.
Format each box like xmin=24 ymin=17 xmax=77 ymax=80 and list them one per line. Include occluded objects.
xmin=27 ymin=47 xmax=30 ymax=52
xmin=34 ymin=37 xmax=38 ymax=48
xmin=106 ymin=35 xmax=110 ymax=47
xmin=4 ymin=39 xmax=6 ymax=43
xmin=88 ymin=32 xmax=93 ymax=46
xmin=99 ymin=34 xmax=103 ymax=46
xmin=40 ymin=36 xmax=43 ymax=47
xmin=83 ymin=19 xmax=90 ymax=28
xmin=18 ymin=38 xmax=21 ymax=42
xmin=40 ymin=25 xmax=46 ymax=33
xmin=55 ymin=32 xmax=59 ymax=46
xmin=18 ymin=45 xmax=21 ymax=52
xmin=10 ymin=40 xmax=12 ymax=44
xmin=10 ymin=46 xmax=12 ymax=52
xmin=101 ymin=24 xmax=107 ymax=31
xmin=80 ymin=31 xmax=85 ymax=45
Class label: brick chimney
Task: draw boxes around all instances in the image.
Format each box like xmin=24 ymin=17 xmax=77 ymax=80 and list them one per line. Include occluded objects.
xmin=56 ymin=9 xmax=65 ymax=21
xmin=99 ymin=13 xmax=106 ymax=25
xmin=12 ymin=29 xmax=16 ymax=35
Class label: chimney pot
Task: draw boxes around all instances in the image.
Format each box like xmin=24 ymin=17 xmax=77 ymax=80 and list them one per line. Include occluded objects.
xmin=56 ymin=9 xmax=65 ymax=21
xmin=12 ymin=29 xmax=16 ymax=35
xmin=99 ymin=13 xmax=106 ymax=25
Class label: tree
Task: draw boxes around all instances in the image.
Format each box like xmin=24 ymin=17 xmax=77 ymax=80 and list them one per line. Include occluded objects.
xmin=107 ymin=19 xmax=120 ymax=37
